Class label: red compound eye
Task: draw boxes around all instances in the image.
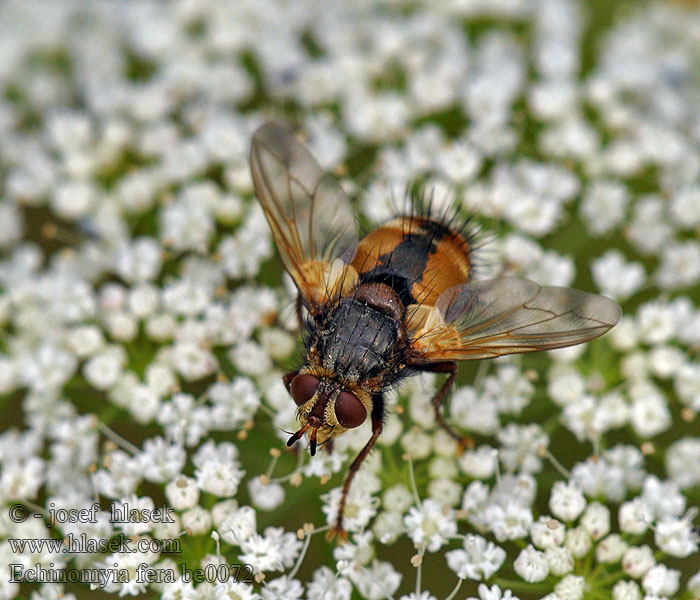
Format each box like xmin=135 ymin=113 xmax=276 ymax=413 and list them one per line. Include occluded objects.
xmin=290 ymin=374 xmax=320 ymax=406
xmin=335 ymin=391 xmax=367 ymax=429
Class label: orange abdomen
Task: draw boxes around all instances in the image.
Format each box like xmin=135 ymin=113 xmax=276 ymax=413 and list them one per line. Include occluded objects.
xmin=351 ymin=216 xmax=472 ymax=307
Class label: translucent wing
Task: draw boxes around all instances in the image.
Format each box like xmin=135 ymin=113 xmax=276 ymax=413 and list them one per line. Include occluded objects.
xmin=408 ymin=277 xmax=622 ymax=362
xmin=250 ymin=122 xmax=359 ymax=311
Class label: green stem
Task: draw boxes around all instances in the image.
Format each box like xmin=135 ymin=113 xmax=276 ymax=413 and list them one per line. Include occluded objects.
xmin=493 ymin=577 xmax=553 ymax=593
xmin=444 ymin=578 xmax=463 ymax=600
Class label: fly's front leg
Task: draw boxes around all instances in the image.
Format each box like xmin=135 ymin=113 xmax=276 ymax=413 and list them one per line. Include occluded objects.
xmin=416 ymin=361 xmax=473 ymax=452
xmin=327 ymin=395 xmax=384 ymax=543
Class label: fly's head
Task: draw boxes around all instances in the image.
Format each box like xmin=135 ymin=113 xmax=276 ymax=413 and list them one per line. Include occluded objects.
xmin=285 ymin=367 xmax=372 ymax=455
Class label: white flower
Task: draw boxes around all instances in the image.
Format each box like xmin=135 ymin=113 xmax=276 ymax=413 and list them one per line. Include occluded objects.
xmin=526 ymin=251 xmax=575 ymax=287
xmin=554 ymin=575 xmax=585 ymax=600
xmin=212 ymin=580 xmax=261 ymax=600
xmin=674 ymin=362 xmax=700 ymax=411
xmin=181 ymin=506 xmax=212 ymax=535
xmin=165 ymin=475 xmax=199 ymax=510
xmin=445 ymin=534 xmax=506 ymax=581
xmin=306 ymin=566 xmax=352 ymax=600
xmin=333 ymin=531 xmax=374 ymax=573
xmin=580 ymin=502 xmax=610 ymax=540
xmin=612 ymin=581 xmax=641 ymax=600
xmin=502 ymin=233 xmax=543 ymax=272
xmin=530 ymin=516 xmax=566 ymax=549
xmin=261 ymin=575 xmax=303 ymax=600
xmin=467 ymin=583 xmax=520 ymax=600
xmin=404 ymin=499 xmax=457 ymax=551
xmin=137 ymin=437 xmax=185 ymax=483
xmin=637 ymin=301 xmax=677 ymax=345
xmin=0 ymin=456 xmax=44 ymax=500
xmin=656 ymin=240 xmax=700 ymax=289
xmin=438 ymin=138 xmax=482 ymax=183
xmin=160 ymin=189 xmax=214 ymax=253
xmin=570 ymin=456 xmax=625 ymax=503
xmin=549 ymin=481 xmax=586 ymax=522
xmin=128 ymin=283 xmax=159 ymax=318
xmin=0 ymin=201 xmax=23 ymax=248
xmin=669 ymin=185 xmax=700 ymax=228
xmin=372 ymin=510 xmax=404 ymax=545
xmin=351 ymin=560 xmax=402 ymax=600
xmin=248 ymin=477 xmax=285 ymax=511
xmin=398 ymin=593 xmax=436 ymax=600
xmin=450 ymin=386 xmax=500 ymax=434
xmin=239 ymin=527 xmax=300 ymax=574
xmin=640 ymin=475 xmax=686 ymax=519
xmin=83 ymin=345 xmax=125 ymax=391
xmin=513 ymin=545 xmax=549 ymax=582
xmin=548 ymin=366 xmax=586 ymax=406
xmin=484 ymin=500 xmax=533 ymax=542
xmin=595 ymin=534 xmax=628 ymax=563
xmin=580 ymin=180 xmax=629 ymax=235
xmin=562 ymin=394 xmax=607 ymax=441
xmin=92 ymin=449 xmax=142 ymax=499
xmin=622 ymin=545 xmax=655 ymax=579
xmin=688 ymin=570 xmax=700 ymax=598
xmin=654 ymin=513 xmax=699 ymax=558
xmin=604 ymin=445 xmax=645 ymax=493
xmin=491 ymin=473 xmax=538 ymax=508
xmin=208 ymin=377 xmax=261 ymax=430
xmin=322 ymin=472 xmax=380 ymax=533
xmin=459 ymin=445 xmax=498 ymax=479
xmin=665 ymin=437 xmax=700 ymax=489
xmin=193 ymin=441 xmax=244 ymax=497
xmin=111 ymin=494 xmax=157 ymax=536
xmin=65 ymin=325 xmax=105 ymax=358
xmin=564 ymin=526 xmax=591 ymax=558
xmin=259 ymin=328 xmax=295 ymax=361
xmin=400 ymin=428 xmax=434 ymax=459
xmin=157 ymin=393 xmax=211 ymax=447
xmin=641 ymin=564 xmax=680 ymax=597
xmin=461 ymin=481 xmax=491 ymax=531
xmin=113 ymin=237 xmax=163 ymax=282
xmin=383 ymin=484 xmax=414 ymax=514
xmin=545 ymin=546 xmax=574 ymax=576
xmin=427 ymin=478 xmax=462 ymax=507
xmin=626 ymin=196 xmax=673 ymax=255
xmin=229 ymin=341 xmax=273 ymax=377
xmin=94 ymin=550 xmax=153 ymax=596
xmin=483 ymin=364 xmax=534 ymax=414
xmin=591 ymin=250 xmax=645 ymax=300
xmin=52 ymin=179 xmax=96 ymax=219
xmin=628 ymin=380 xmax=671 ymax=438
xmin=210 ymin=499 xmax=238 ymax=527
xmin=618 ymin=498 xmax=652 ymax=535
xmin=219 ymin=506 xmax=256 ymax=547
xmin=171 ymin=341 xmax=218 ymax=381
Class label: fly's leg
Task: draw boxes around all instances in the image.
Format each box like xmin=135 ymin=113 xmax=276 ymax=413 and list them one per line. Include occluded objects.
xmin=327 ymin=395 xmax=384 ymax=543
xmin=417 ymin=361 xmax=473 ymax=452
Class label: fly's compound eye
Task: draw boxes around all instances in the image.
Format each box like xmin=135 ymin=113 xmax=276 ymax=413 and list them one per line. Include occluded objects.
xmin=290 ymin=374 xmax=320 ymax=406
xmin=335 ymin=391 xmax=367 ymax=429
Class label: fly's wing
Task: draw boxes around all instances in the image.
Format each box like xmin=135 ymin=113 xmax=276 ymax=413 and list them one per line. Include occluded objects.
xmin=250 ymin=122 xmax=359 ymax=312
xmin=408 ymin=277 xmax=622 ymax=363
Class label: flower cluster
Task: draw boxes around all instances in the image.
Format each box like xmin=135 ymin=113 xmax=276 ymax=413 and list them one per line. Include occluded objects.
xmin=0 ymin=1 xmax=699 ymax=599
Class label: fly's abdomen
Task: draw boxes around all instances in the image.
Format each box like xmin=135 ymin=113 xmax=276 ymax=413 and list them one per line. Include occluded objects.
xmin=318 ymin=299 xmax=398 ymax=380
xmin=351 ymin=216 xmax=472 ymax=306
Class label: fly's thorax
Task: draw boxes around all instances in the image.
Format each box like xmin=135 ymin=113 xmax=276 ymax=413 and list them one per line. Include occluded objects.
xmin=313 ymin=292 xmax=406 ymax=384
